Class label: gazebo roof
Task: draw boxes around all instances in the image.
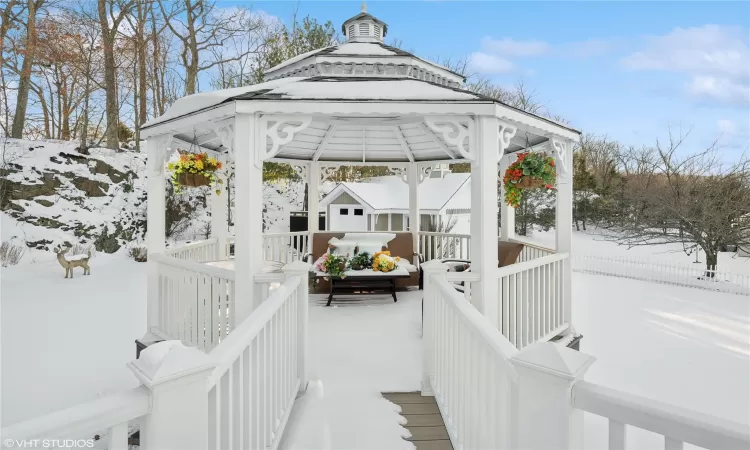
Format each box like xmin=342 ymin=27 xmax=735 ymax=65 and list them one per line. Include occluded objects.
xmin=141 ymin=4 xmax=580 ymax=164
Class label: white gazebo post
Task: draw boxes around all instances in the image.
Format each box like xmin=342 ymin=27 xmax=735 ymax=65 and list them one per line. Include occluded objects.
xmin=552 ymin=138 xmax=574 ymax=329
xmin=210 ymin=153 xmax=229 ymax=260
xmin=308 ymin=162 xmax=320 ymax=251
xmin=146 ymin=134 xmax=171 ymax=334
xmin=233 ymin=113 xmax=265 ymax=321
xmin=469 ymin=116 xmax=500 ymax=320
xmin=407 ymin=163 xmax=420 ymax=264
xmin=499 ymin=152 xmax=515 ymax=241
xmin=511 ymin=342 xmax=596 ymax=450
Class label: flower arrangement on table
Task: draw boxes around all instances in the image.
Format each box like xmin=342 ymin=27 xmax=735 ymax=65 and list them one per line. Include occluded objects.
xmin=502 ymin=151 xmax=556 ymax=208
xmin=348 ymin=251 xmax=372 ymax=271
xmin=372 ymin=250 xmax=401 ymax=273
xmin=315 ymin=252 xmax=348 ymax=279
xmin=168 ymin=152 xmax=224 ymax=195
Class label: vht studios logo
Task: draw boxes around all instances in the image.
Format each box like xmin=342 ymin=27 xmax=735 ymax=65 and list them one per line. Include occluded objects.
xmin=3 ymin=439 xmax=95 ymax=448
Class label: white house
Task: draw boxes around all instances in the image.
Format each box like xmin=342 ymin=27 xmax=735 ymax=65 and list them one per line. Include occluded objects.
xmin=320 ymin=165 xmax=473 ymax=234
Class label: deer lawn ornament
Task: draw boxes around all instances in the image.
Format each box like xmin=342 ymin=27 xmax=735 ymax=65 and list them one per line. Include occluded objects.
xmin=55 ymin=247 xmax=92 ymax=278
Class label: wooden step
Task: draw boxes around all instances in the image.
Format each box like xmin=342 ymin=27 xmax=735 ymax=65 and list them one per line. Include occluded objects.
xmin=383 ymin=392 xmax=452 ymax=450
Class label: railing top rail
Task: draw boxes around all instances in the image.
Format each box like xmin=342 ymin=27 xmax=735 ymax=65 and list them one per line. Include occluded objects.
xmin=207 ymin=275 xmax=302 ymax=389
xmin=165 ymin=238 xmax=218 ymax=254
xmin=432 ymin=276 xmax=519 ymax=380
xmin=508 ymin=237 xmax=556 ymax=253
xmin=261 ymin=231 xmax=310 ymax=237
xmin=496 ymin=252 xmax=570 ymax=278
xmin=254 ymin=272 xmax=286 ymax=283
xmin=445 ymin=272 xmax=481 ymax=282
xmin=572 ymin=381 xmax=750 ymax=450
xmin=419 ymin=232 xmax=472 ymax=238
xmin=151 ymin=253 xmax=235 ymax=281
xmin=1 ymin=387 xmax=149 ymax=440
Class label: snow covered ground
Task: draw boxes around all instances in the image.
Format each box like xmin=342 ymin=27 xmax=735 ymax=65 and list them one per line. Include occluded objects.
xmin=0 ymin=253 xmax=146 ymax=426
xmin=1 ymin=241 xmax=747 ymax=450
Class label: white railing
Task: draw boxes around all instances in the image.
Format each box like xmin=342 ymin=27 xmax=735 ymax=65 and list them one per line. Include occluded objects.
xmin=255 ymin=271 xmax=286 ymax=304
xmin=496 ymin=253 xmax=570 ymax=349
xmin=151 ymin=253 xmax=236 ymax=351
xmin=0 ymin=388 xmax=149 ymax=448
xmin=226 ymin=232 xmax=310 ymax=263
xmin=166 ymin=238 xmax=220 ymax=262
xmin=423 ymin=263 xmax=520 ymax=450
xmin=263 ymin=232 xmax=310 ymax=263
xmin=511 ymin=238 xmax=556 ymax=262
xmin=207 ymin=272 xmax=307 ymax=450
xmin=572 ymin=381 xmax=750 ymax=450
xmin=573 ymin=254 xmax=750 ymax=296
xmin=419 ymin=232 xmax=472 ymax=261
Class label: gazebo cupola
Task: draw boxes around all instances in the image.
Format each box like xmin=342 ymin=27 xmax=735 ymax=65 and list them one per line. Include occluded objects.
xmin=342 ymin=2 xmax=388 ymax=42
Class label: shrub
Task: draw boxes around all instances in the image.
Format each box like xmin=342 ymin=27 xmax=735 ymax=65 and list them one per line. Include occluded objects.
xmin=0 ymin=241 xmax=25 ymax=267
xmin=127 ymin=241 xmax=148 ymax=262
xmin=69 ymin=242 xmax=96 ymax=258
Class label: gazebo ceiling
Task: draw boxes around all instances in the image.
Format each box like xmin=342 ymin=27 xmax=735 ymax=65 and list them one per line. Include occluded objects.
xmin=143 ymin=3 xmax=579 ymax=164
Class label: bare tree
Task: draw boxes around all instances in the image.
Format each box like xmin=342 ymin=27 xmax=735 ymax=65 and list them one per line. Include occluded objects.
xmin=10 ymin=0 xmax=44 ymax=138
xmin=97 ymin=0 xmax=134 ymax=149
xmin=157 ymin=0 xmax=259 ymax=95
xmin=597 ymin=130 xmax=750 ymax=273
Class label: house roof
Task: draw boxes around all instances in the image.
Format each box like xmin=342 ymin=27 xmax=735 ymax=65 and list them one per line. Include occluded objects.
xmin=320 ymin=173 xmax=471 ymax=212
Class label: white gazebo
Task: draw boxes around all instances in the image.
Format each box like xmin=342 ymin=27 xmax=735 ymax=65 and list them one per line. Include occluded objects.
xmin=141 ymin=3 xmax=579 ymax=341
xmin=11 ymin=6 xmax=744 ymax=450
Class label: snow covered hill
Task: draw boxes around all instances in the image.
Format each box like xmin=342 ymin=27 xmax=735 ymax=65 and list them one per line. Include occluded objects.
xmin=1 ymin=139 xmax=148 ymax=258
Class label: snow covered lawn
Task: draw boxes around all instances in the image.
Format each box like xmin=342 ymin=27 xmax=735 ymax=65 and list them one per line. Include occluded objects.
xmin=574 ymin=273 xmax=750 ymax=449
xmin=0 ymin=254 xmax=146 ymax=427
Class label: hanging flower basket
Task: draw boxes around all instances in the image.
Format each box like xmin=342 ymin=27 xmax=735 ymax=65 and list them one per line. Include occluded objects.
xmin=168 ymin=152 xmax=224 ymax=195
xmin=503 ymin=152 xmax=556 ymax=208
xmin=177 ymin=173 xmax=211 ymax=187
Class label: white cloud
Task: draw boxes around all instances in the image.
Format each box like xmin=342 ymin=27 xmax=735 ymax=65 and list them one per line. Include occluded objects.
xmin=622 ymin=25 xmax=749 ymax=106
xmin=479 ymin=37 xmax=550 ymax=57
xmin=468 ymin=52 xmax=515 ymax=74
xmin=717 ymin=119 xmax=737 ymax=134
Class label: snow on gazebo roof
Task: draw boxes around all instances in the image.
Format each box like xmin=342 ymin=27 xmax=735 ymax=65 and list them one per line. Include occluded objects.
xmin=141 ymin=3 xmax=580 ymax=164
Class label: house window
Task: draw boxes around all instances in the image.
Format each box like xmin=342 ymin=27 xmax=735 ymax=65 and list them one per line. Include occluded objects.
xmin=354 ymin=209 xmax=364 ymax=216
xmin=340 ymin=208 xmax=349 ymax=215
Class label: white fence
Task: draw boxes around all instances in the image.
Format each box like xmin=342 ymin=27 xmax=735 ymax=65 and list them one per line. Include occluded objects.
xmin=423 ymin=263 xmax=520 ymax=450
xmin=511 ymin=239 xmax=556 ymax=263
xmin=151 ymin=253 xmax=236 ymax=351
xmin=572 ymin=381 xmax=750 ymax=450
xmin=573 ymin=254 xmax=750 ymax=296
xmin=496 ymin=253 xmax=570 ymax=349
xmin=1 ymin=388 xmax=150 ymax=449
xmin=207 ymin=270 xmax=307 ymax=450
xmin=166 ymin=238 xmax=219 ymax=262
xmin=419 ymin=232 xmax=471 ymax=261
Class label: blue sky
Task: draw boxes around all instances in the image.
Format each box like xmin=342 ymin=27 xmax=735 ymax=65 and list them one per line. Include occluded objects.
xmin=247 ymin=1 xmax=749 ymax=160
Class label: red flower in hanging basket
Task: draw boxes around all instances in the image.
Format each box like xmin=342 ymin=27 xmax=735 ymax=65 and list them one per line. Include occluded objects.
xmin=503 ymin=152 xmax=557 ymax=208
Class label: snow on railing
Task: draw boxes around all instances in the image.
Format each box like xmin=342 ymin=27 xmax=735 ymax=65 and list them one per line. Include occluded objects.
xmin=166 ymin=238 xmax=220 ymax=262
xmin=0 ymin=388 xmax=149 ymax=449
xmin=206 ymin=264 xmax=308 ymax=450
xmin=573 ymin=254 xmax=750 ymax=296
xmin=571 ymin=381 xmax=750 ymax=450
xmin=151 ymin=253 xmax=236 ymax=351
xmin=496 ymin=253 xmax=570 ymax=349
xmin=419 ymin=232 xmax=471 ymax=261
xmin=422 ymin=261 xmax=520 ymax=450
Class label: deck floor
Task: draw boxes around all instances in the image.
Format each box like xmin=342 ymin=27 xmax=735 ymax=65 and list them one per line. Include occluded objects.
xmin=383 ymin=392 xmax=453 ymax=450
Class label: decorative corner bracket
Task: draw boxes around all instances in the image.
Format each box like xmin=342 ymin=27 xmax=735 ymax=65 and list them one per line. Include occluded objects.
xmin=320 ymin=165 xmax=339 ymax=184
xmin=424 ymin=116 xmax=474 ymax=160
xmin=292 ymin=164 xmax=309 ymax=184
xmin=211 ymin=122 xmax=235 ymax=162
xmin=550 ymin=137 xmax=571 ymax=181
xmin=256 ymin=115 xmax=313 ymax=168
xmin=148 ymin=134 xmax=173 ymax=176
xmin=498 ymin=121 xmax=518 ymax=158
xmin=419 ymin=164 xmax=435 ymax=183
xmin=387 ymin=166 xmax=408 ymax=183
